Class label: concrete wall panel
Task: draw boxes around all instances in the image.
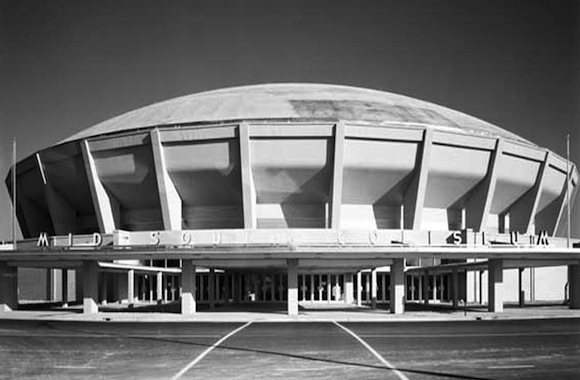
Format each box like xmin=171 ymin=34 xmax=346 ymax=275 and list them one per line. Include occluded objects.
xmin=425 ymin=144 xmax=491 ymax=208
xmin=164 ymin=139 xmax=242 ymax=207
xmin=491 ymin=154 xmax=541 ymax=214
xmin=251 ymin=138 xmax=332 ymax=205
xmin=342 ymin=139 xmax=417 ymax=205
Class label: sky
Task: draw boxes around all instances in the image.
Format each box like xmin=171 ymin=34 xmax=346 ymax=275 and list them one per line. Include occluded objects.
xmin=0 ymin=0 xmax=579 ymax=240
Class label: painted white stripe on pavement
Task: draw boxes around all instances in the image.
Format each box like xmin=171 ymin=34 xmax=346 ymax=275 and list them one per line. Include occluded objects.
xmin=488 ymin=365 xmax=535 ymax=369
xmin=170 ymin=321 xmax=252 ymax=380
xmin=359 ymin=331 xmax=580 ymax=338
xmin=0 ymin=333 xmax=222 ymax=338
xmin=333 ymin=321 xmax=409 ymax=380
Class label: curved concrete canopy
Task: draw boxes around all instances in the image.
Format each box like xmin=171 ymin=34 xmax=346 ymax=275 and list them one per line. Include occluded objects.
xmin=63 ymin=83 xmax=530 ymax=145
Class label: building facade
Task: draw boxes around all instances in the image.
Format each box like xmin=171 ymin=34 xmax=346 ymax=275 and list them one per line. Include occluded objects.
xmin=1 ymin=83 xmax=580 ymax=315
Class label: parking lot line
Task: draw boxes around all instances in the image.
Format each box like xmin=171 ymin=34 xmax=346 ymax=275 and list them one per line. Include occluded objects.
xmin=169 ymin=321 xmax=253 ymax=380
xmin=359 ymin=331 xmax=580 ymax=338
xmin=333 ymin=321 xmax=409 ymax=380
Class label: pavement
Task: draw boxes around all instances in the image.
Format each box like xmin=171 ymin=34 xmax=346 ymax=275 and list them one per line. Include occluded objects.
xmin=2 ymin=301 xmax=580 ymax=323
xmin=2 ymin=317 xmax=579 ymax=379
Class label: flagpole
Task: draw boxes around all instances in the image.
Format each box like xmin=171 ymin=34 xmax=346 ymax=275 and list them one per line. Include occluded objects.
xmin=12 ymin=138 xmax=17 ymax=249
xmin=566 ymin=133 xmax=571 ymax=249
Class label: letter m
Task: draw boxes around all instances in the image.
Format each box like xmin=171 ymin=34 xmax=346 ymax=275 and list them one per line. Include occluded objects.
xmin=37 ymin=232 xmax=49 ymax=247
xmin=536 ymin=230 xmax=549 ymax=246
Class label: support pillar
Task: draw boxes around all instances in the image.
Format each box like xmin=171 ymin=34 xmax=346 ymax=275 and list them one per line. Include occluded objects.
xmin=345 ymin=273 xmax=354 ymax=304
xmin=46 ymin=269 xmax=57 ymax=302
xmin=422 ymin=271 xmax=429 ymax=304
xmin=149 ymin=275 xmax=154 ymax=302
xmin=356 ymin=271 xmax=362 ymax=307
xmin=371 ymin=269 xmax=378 ymax=309
xmin=61 ymin=269 xmax=69 ymax=307
xmin=334 ymin=275 xmax=340 ymax=301
xmin=451 ymin=269 xmax=459 ymax=308
xmin=128 ymin=269 xmax=135 ymax=306
xmin=389 ymin=258 xmax=405 ymax=314
xmin=287 ymin=259 xmax=298 ymax=316
xmin=82 ymin=261 xmax=99 ymax=314
xmin=417 ymin=274 xmax=424 ymax=301
xmin=163 ymin=274 xmax=168 ymax=302
xmin=209 ymin=269 xmax=215 ymax=308
xmin=300 ymin=274 xmax=306 ymax=301
xmin=75 ymin=269 xmax=83 ymax=303
xmin=518 ymin=268 xmax=525 ymax=307
xmin=569 ymin=264 xmax=580 ymax=309
xmin=381 ymin=273 xmax=386 ymax=303
xmin=307 ymin=274 xmax=312 ymax=302
xmin=156 ymin=271 xmax=163 ymax=305
xmin=181 ymin=260 xmax=196 ymax=315
xmin=432 ymin=275 xmax=438 ymax=301
xmin=365 ymin=272 xmax=370 ymax=304
xmin=0 ymin=262 xmax=17 ymax=312
xmin=488 ymin=259 xmax=504 ymax=312
xmin=100 ymin=272 xmax=107 ymax=305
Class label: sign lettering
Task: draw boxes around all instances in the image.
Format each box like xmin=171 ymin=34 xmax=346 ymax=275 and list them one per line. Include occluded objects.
xmin=536 ymin=230 xmax=549 ymax=246
xmin=37 ymin=232 xmax=49 ymax=247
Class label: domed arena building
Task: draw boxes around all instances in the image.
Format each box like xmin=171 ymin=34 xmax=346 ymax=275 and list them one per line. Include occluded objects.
xmin=1 ymin=83 xmax=580 ymax=316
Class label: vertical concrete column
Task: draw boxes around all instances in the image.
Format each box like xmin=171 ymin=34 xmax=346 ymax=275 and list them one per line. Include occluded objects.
xmin=181 ymin=260 xmax=196 ymax=315
xmin=371 ymin=269 xmax=378 ymax=309
xmin=287 ymin=259 xmax=299 ymax=317
xmin=451 ymin=269 xmax=459 ymax=308
xmin=479 ymin=271 xmax=484 ymax=304
xmin=432 ymin=275 xmax=438 ymax=301
xmin=569 ymin=265 xmax=580 ymax=309
xmin=46 ymin=269 xmax=56 ymax=302
xmin=310 ymin=274 xmax=315 ymax=302
xmin=418 ymin=274 xmax=422 ymax=301
xmin=0 ymin=262 xmax=17 ymax=312
xmin=61 ymin=269 xmax=69 ymax=307
xmin=345 ymin=273 xmax=354 ymax=304
xmin=356 ymin=271 xmax=362 ymax=307
xmin=334 ymin=275 xmax=340 ymax=301
xmin=156 ymin=272 xmax=163 ymax=305
xmin=365 ymin=273 xmax=370 ymax=304
xmin=327 ymin=275 xmax=332 ymax=303
xmin=82 ymin=261 xmax=99 ymax=314
xmin=381 ymin=273 xmax=386 ymax=303
xmin=128 ymin=270 xmax=135 ymax=306
xmin=518 ymin=268 xmax=525 ymax=307
xmin=75 ymin=269 xmax=83 ymax=303
xmin=149 ymin=275 xmax=154 ymax=302
xmin=139 ymin=275 xmax=147 ymax=301
xmin=422 ymin=271 xmax=430 ymax=304
xmin=100 ymin=272 xmax=107 ymax=305
xmin=488 ymin=259 xmax=504 ymax=312
xmin=209 ymin=269 xmax=215 ymax=308
xmin=163 ymin=274 xmax=168 ymax=302
xmin=389 ymin=258 xmax=405 ymax=314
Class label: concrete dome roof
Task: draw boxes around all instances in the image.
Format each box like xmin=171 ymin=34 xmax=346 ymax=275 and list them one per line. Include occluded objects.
xmin=63 ymin=83 xmax=530 ymax=144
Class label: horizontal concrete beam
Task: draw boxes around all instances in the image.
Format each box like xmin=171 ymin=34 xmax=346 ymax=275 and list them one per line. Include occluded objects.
xmin=3 ymin=245 xmax=580 ymax=262
xmin=407 ymin=258 xmax=580 ymax=275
